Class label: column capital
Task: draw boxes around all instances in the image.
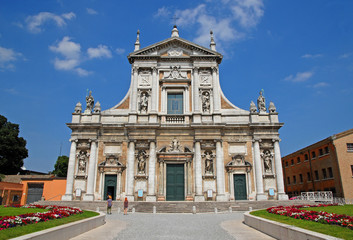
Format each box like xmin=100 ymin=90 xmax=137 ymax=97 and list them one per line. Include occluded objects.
xmin=193 ymin=66 xmax=200 ymax=73
xmin=252 ymin=138 xmax=262 ymax=143
xmin=272 ymin=138 xmax=281 ymax=143
xmin=194 ymin=139 xmax=202 ymax=143
xmin=148 ymin=139 xmax=156 ymax=144
xmin=89 ymin=138 xmax=98 ymax=143
xmin=211 ymin=66 xmax=218 ymax=73
xmin=214 ymin=139 xmax=222 ymax=143
xmin=132 ymin=66 xmax=139 ymax=73
xmin=152 ymin=66 xmax=157 ymax=73
xmin=128 ymin=139 xmax=137 ymax=143
xmin=70 ymin=138 xmax=78 ymax=143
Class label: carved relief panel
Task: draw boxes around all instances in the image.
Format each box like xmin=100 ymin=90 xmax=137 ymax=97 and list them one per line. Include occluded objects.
xmin=138 ymin=70 xmax=152 ymax=87
xmin=199 ymin=70 xmax=212 ymax=87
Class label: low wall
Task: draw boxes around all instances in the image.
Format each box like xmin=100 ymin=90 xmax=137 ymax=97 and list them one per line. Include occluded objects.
xmin=244 ymin=212 xmax=342 ymax=240
xmin=12 ymin=212 xmax=105 ymax=240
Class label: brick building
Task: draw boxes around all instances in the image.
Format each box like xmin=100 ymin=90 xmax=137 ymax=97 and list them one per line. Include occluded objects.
xmin=282 ymin=128 xmax=353 ymax=199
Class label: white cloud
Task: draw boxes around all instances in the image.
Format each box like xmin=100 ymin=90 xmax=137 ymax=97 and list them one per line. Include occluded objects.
xmin=25 ymin=12 xmax=76 ymax=33
xmin=231 ymin=0 xmax=264 ymax=28
xmin=339 ymin=53 xmax=351 ymax=59
xmin=284 ymin=71 xmax=314 ymax=82
xmin=175 ymin=4 xmax=206 ymax=26
xmin=0 ymin=46 xmax=23 ymax=71
xmin=76 ymin=68 xmax=92 ymax=76
xmin=87 ymin=8 xmax=98 ymax=15
xmin=87 ymin=45 xmax=112 ymax=59
xmin=301 ymin=53 xmax=323 ymax=59
xmin=155 ymin=7 xmax=171 ymax=18
xmin=115 ymin=48 xmax=126 ymax=55
xmin=313 ymin=82 xmax=329 ymax=88
xmin=49 ymin=36 xmax=81 ymax=59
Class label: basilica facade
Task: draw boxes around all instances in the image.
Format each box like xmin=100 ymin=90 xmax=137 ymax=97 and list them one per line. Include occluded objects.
xmin=62 ymin=26 xmax=288 ymax=202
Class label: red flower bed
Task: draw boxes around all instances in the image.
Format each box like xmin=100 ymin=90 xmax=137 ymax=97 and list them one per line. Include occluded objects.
xmin=0 ymin=204 xmax=82 ymax=231
xmin=267 ymin=204 xmax=353 ymax=230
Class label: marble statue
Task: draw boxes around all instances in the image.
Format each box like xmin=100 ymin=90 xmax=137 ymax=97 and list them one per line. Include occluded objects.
xmin=85 ymin=91 xmax=94 ymax=113
xmin=168 ymin=138 xmax=182 ymax=152
xmin=137 ymin=150 xmax=147 ymax=174
xmin=139 ymin=92 xmax=148 ymax=113
xmin=202 ymin=91 xmax=211 ymax=113
xmin=204 ymin=151 xmax=214 ymax=174
xmin=257 ymin=91 xmax=266 ymax=112
xmin=262 ymin=150 xmax=273 ymax=173
xmin=77 ymin=150 xmax=89 ymax=174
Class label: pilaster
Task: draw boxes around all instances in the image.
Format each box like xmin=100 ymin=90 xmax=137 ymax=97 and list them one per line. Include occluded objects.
xmin=62 ymin=139 xmax=77 ymax=201
xmin=273 ymin=139 xmax=288 ymax=200
xmin=83 ymin=139 xmax=97 ymax=201
xmin=253 ymin=138 xmax=267 ymax=200
xmin=126 ymin=140 xmax=136 ymax=201
xmin=194 ymin=140 xmax=204 ymax=201
xmin=146 ymin=140 xmax=157 ymax=202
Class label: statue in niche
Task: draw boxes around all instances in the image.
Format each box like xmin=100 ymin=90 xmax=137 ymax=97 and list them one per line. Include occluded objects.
xmin=85 ymin=91 xmax=94 ymax=113
xmin=261 ymin=149 xmax=273 ymax=173
xmin=77 ymin=150 xmax=89 ymax=174
xmin=257 ymin=90 xmax=266 ymax=112
xmin=204 ymin=151 xmax=214 ymax=175
xmin=139 ymin=92 xmax=148 ymax=113
xmin=168 ymin=138 xmax=182 ymax=152
xmin=202 ymin=91 xmax=211 ymax=112
xmin=137 ymin=150 xmax=147 ymax=174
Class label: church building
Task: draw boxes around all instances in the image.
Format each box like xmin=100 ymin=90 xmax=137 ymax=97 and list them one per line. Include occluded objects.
xmin=62 ymin=26 xmax=288 ymax=202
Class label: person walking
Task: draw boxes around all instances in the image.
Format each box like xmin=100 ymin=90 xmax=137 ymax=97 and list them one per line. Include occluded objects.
xmin=124 ymin=197 xmax=128 ymax=215
xmin=107 ymin=195 xmax=112 ymax=215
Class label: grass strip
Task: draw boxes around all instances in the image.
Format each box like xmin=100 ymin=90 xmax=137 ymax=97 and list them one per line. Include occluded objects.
xmin=0 ymin=206 xmax=48 ymax=217
xmin=0 ymin=210 xmax=99 ymax=240
xmin=302 ymin=205 xmax=353 ymax=216
xmin=251 ymin=209 xmax=353 ymax=240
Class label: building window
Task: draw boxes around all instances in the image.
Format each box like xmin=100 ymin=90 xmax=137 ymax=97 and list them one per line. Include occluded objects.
xmin=291 ymin=159 xmax=294 ymax=165
xmin=319 ymin=149 xmax=323 ymax=156
xmin=347 ymin=143 xmax=353 ymax=152
xmin=293 ymin=176 xmax=296 ymax=184
xmin=287 ymin=177 xmax=290 ymax=185
xmin=315 ymin=170 xmax=319 ymax=180
xmin=328 ymin=167 xmax=333 ymax=178
xmin=285 ymin=161 xmax=288 ymax=167
xmin=304 ymin=154 xmax=308 ymax=161
xmin=312 ymin=151 xmax=316 ymax=159
xmin=322 ymin=169 xmax=327 ymax=179
xmin=299 ymin=174 xmax=303 ymax=183
xmin=307 ymin=172 xmax=311 ymax=181
xmin=297 ymin=157 xmax=301 ymax=163
xmin=167 ymin=93 xmax=183 ymax=114
xmin=324 ymin=146 xmax=329 ymax=154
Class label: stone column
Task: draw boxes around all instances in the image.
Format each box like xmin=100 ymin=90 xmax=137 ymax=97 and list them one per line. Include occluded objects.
xmin=161 ymin=87 xmax=166 ymax=113
xmin=62 ymin=139 xmax=77 ymax=201
xmin=151 ymin=67 xmax=158 ymax=112
xmin=274 ymin=139 xmax=289 ymax=200
xmin=147 ymin=141 xmax=157 ymax=202
xmin=126 ymin=140 xmax=135 ymax=201
xmin=216 ymin=140 xmax=227 ymax=201
xmin=254 ymin=139 xmax=266 ymax=200
xmin=99 ymin=170 xmax=104 ymax=200
xmin=194 ymin=141 xmax=204 ymax=201
xmin=131 ymin=67 xmax=139 ymax=112
xmin=212 ymin=67 xmax=221 ymax=112
xmin=185 ymin=86 xmax=190 ymax=113
xmin=187 ymin=161 xmax=192 ymax=196
xmin=193 ymin=67 xmax=200 ymax=113
xmin=83 ymin=139 xmax=97 ymax=201
xmin=116 ymin=172 xmax=122 ymax=200
xmin=158 ymin=160 xmax=165 ymax=200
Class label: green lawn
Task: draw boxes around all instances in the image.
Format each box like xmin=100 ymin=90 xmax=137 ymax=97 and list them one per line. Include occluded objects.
xmin=0 ymin=206 xmax=48 ymax=216
xmin=0 ymin=207 xmax=99 ymax=240
xmin=250 ymin=205 xmax=353 ymax=240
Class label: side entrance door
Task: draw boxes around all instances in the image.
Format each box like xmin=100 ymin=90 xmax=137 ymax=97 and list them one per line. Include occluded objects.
xmin=166 ymin=164 xmax=184 ymax=201
xmin=27 ymin=183 xmax=44 ymax=204
xmin=234 ymin=174 xmax=247 ymax=200
xmin=104 ymin=175 xmax=117 ymax=200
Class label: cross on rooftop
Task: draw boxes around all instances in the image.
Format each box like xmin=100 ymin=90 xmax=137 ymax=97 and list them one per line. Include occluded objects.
xmin=171 ymin=14 xmax=180 ymax=26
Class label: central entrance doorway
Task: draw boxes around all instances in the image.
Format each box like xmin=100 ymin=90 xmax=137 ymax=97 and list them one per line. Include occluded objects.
xmin=104 ymin=174 xmax=117 ymax=200
xmin=166 ymin=164 xmax=185 ymax=201
xmin=233 ymin=174 xmax=247 ymax=200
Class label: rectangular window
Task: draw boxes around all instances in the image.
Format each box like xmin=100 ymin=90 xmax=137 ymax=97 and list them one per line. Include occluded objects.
xmin=347 ymin=143 xmax=353 ymax=152
xmin=351 ymin=165 xmax=353 ymax=177
xmin=167 ymin=93 xmax=183 ymax=114
xmin=293 ymin=176 xmax=296 ymax=184
xmin=325 ymin=146 xmax=329 ymax=154
xmin=297 ymin=157 xmax=301 ymax=163
xmin=307 ymin=172 xmax=311 ymax=181
xmin=312 ymin=151 xmax=316 ymax=158
xmin=299 ymin=174 xmax=303 ymax=183
xmin=285 ymin=161 xmax=288 ymax=167
xmin=291 ymin=159 xmax=294 ymax=165
xmin=287 ymin=177 xmax=290 ymax=185
xmin=322 ymin=169 xmax=327 ymax=179
xmin=315 ymin=170 xmax=319 ymax=180
xmin=319 ymin=149 xmax=323 ymax=156
xmin=328 ymin=167 xmax=333 ymax=178
xmin=304 ymin=154 xmax=308 ymax=161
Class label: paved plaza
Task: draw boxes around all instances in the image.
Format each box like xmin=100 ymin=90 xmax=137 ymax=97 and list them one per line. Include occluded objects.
xmin=71 ymin=212 xmax=274 ymax=240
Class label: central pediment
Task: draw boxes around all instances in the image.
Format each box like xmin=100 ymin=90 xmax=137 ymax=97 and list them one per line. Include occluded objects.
xmin=128 ymin=37 xmax=222 ymax=63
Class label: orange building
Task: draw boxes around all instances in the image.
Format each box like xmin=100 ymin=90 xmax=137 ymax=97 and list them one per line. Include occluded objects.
xmin=1 ymin=175 xmax=66 ymax=205
xmin=282 ymin=128 xmax=353 ymax=199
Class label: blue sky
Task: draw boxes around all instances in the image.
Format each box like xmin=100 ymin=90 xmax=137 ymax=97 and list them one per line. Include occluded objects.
xmin=1 ymin=0 xmax=352 ymax=173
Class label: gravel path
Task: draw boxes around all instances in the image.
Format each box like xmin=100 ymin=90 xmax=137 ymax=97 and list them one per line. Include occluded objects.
xmin=71 ymin=212 xmax=274 ymax=240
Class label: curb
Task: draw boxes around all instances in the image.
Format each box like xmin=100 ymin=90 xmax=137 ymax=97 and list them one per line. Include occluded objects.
xmin=11 ymin=211 xmax=105 ymax=240
xmin=244 ymin=211 xmax=342 ymax=240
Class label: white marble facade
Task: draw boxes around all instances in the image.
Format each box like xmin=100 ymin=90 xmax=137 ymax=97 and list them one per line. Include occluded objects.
xmin=62 ymin=26 xmax=288 ymax=202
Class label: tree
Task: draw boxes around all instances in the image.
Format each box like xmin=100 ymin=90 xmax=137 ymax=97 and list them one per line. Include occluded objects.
xmin=52 ymin=155 xmax=69 ymax=177
xmin=0 ymin=115 xmax=28 ymax=175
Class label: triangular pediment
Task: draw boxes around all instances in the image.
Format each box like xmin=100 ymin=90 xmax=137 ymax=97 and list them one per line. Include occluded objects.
xmin=128 ymin=37 xmax=222 ymax=63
